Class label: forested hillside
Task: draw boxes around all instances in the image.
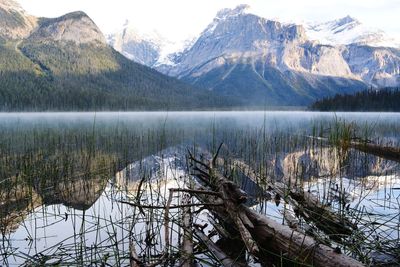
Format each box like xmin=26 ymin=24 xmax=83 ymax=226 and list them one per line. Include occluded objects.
xmin=0 ymin=40 xmax=236 ymax=111
xmin=0 ymin=4 xmax=240 ymax=111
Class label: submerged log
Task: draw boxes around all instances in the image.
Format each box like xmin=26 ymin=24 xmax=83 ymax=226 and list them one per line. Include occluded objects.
xmin=189 ymin=150 xmax=364 ymax=267
xmin=288 ymin=189 xmax=356 ymax=239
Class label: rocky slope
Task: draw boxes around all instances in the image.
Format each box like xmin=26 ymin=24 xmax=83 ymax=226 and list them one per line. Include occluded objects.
xmin=0 ymin=0 xmax=36 ymax=39
xmin=343 ymin=45 xmax=400 ymax=87
xmin=28 ymin=11 xmax=106 ymax=45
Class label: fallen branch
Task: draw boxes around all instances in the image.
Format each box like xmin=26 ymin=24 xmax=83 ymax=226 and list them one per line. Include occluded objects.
xmin=351 ymin=141 xmax=400 ymax=163
xmin=307 ymin=135 xmax=400 ymax=163
xmin=180 ymin=194 xmax=193 ymax=267
xmin=193 ymin=227 xmax=242 ymax=267
xmin=119 ymin=200 xmax=223 ymax=210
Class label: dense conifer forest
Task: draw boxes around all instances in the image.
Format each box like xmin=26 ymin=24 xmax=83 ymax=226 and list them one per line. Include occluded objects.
xmin=0 ymin=40 xmax=240 ymax=111
xmin=310 ymin=88 xmax=400 ymax=112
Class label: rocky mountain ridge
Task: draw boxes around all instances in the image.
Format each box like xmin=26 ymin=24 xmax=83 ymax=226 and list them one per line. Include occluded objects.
xmin=28 ymin=11 xmax=107 ymax=45
xmin=2 ymin=0 xmax=399 ymax=107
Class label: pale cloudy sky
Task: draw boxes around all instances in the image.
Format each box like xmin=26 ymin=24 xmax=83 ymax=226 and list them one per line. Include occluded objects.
xmin=17 ymin=0 xmax=400 ymax=42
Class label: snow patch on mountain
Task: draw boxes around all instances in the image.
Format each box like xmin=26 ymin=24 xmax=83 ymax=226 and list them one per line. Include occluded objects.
xmin=107 ymin=20 xmax=196 ymax=66
xmin=306 ymin=16 xmax=400 ymax=48
xmin=154 ymin=37 xmax=196 ymax=67
xmin=203 ymin=4 xmax=251 ymax=37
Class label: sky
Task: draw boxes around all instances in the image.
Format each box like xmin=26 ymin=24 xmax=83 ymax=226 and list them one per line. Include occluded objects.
xmin=17 ymin=0 xmax=400 ymax=42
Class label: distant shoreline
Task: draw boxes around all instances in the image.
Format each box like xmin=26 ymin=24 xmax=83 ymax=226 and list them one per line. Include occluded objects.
xmin=2 ymin=110 xmax=400 ymax=116
xmin=0 ymin=106 xmax=308 ymax=113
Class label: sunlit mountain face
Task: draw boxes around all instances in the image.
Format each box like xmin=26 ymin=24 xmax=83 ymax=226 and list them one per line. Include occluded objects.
xmin=108 ymin=5 xmax=400 ymax=106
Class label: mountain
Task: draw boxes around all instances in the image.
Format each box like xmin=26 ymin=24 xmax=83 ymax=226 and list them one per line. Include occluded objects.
xmin=107 ymin=20 xmax=195 ymax=67
xmin=343 ymin=45 xmax=400 ymax=87
xmin=108 ymin=6 xmax=400 ymax=106
xmin=3 ymin=2 xmax=399 ymax=109
xmin=107 ymin=20 xmax=163 ymax=66
xmin=150 ymin=5 xmax=368 ymax=105
xmin=306 ymin=16 xmax=400 ymax=87
xmin=0 ymin=0 xmax=236 ymax=111
xmin=144 ymin=5 xmax=399 ymax=105
xmin=306 ymin=16 xmax=400 ymax=48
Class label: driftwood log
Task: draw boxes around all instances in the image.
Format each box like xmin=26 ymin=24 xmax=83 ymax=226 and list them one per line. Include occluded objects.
xmin=351 ymin=141 xmax=400 ymax=163
xmin=308 ymin=135 xmax=400 ymax=163
xmin=231 ymin=159 xmax=357 ymax=240
xmin=188 ymin=147 xmax=364 ymax=267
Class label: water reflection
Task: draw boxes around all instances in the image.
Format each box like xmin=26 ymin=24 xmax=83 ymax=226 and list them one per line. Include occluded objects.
xmin=0 ymin=167 xmax=109 ymax=235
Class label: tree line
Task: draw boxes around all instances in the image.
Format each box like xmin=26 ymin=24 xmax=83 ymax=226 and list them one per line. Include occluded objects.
xmin=310 ymin=88 xmax=400 ymax=112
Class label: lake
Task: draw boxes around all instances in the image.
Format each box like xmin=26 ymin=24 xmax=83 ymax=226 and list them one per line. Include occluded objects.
xmin=1 ymin=111 xmax=399 ymax=266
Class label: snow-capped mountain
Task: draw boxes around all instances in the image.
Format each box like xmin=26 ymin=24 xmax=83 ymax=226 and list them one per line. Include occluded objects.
xmin=152 ymin=5 xmax=366 ymax=105
xmin=107 ymin=5 xmax=400 ymax=106
xmin=106 ymin=20 xmax=163 ymax=66
xmin=107 ymin=20 xmax=195 ymax=67
xmin=306 ymin=16 xmax=400 ymax=48
xmin=153 ymin=5 xmax=400 ymax=105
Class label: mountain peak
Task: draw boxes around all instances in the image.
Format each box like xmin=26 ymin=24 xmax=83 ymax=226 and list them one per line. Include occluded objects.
xmin=57 ymin=11 xmax=89 ymax=20
xmin=330 ymin=15 xmax=361 ymax=31
xmin=28 ymin=11 xmax=106 ymax=45
xmin=107 ymin=19 xmax=197 ymax=67
xmin=336 ymin=15 xmax=360 ymax=26
xmin=0 ymin=0 xmax=37 ymax=39
xmin=216 ymin=4 xmax=250 ymax=20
